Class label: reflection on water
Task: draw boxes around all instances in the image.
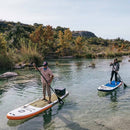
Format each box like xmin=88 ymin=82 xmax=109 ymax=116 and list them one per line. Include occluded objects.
xmin=7 ymin=102 xmax=65 ymax=129
xmin=110 ymin=91 xmax=117 ymax=102
xmin=98 ymin=90 xmax=118 ymax=102
xmin=43 ymin=109 xmax=52 ymax=127
xmin=58 ymin=114 xmax=88 ymax=130
xmin=0 ymin=57 xmax=130 ymax=130
xmin=7 ymin=109 xmax=53 ymax=127
xmin=0 ymin=81 xmax=9 ymax=97
xmin=0 ymin=89 xmax=6 ymax=95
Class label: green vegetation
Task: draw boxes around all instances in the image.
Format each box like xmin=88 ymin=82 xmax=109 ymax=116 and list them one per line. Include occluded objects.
xmin=0 ymin=20 xmax=130 ymax=69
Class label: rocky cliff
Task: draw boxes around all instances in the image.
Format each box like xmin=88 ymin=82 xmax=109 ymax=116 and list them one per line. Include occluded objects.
xmin=72 ymin=31 xmax=97 ymax=38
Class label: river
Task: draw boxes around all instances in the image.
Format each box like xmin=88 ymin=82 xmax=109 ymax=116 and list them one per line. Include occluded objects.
xmin=0 ymin=56 xmax=130 ymax=130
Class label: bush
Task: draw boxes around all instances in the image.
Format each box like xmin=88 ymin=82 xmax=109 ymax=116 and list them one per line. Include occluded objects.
xmin=86 ymin=53 xmax=93 ymax=58
xmin=0 ymin=54 xmax=14 ymax=70
xmin=20 ymin=40 xmax=43 ymax=65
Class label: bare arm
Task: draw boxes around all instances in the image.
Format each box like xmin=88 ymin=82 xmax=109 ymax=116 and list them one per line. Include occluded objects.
xmin=33 ymin=63 xmax=39 ymax=70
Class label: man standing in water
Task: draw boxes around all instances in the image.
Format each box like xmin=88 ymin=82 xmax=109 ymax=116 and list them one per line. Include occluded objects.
xmin=33 ymin=61 xmax=54 ymax=104
xmin=110 ymin=58 xmax=120 ymax=85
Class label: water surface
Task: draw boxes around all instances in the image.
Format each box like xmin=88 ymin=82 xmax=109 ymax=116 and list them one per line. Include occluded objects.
xmin=0 ymin=57 xmax=130 ymax=130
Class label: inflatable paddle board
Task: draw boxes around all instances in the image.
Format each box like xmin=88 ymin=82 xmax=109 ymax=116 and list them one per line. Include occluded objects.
xmin=7 ymin=91 xmax=69 ymax=120
xmin=97 ymin=80 xmax=122 ymax=92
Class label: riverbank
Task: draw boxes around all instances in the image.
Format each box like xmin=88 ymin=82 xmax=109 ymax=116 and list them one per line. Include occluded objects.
xmin=0 ymin=52 xmax=130 ymax=71
xmin=0 ymin=21 xmax=130 ymax=70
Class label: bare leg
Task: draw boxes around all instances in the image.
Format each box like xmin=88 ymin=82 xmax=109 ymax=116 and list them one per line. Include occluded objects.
xmin=42 ymin=83 xmax=47 ymax=100
xmin=47 ymin=85 xmax=51 ymax=103
xmin=48 ymin=96 xmax=52 ymax=104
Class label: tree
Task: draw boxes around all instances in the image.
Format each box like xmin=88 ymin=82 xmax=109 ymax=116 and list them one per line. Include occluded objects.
xmin=43 ymin=25 xmax=54 ymax=51
xmin=30 ymin=25 xmax=44 ymax=43
xmin=56 ymin=31 xmax=64 ymax=56
xmin=43 ymin=25 xmax=53 ymax=42
xmin=0 ymin=33 xmax=7 ymax=54
xmin=55 ymin=26 xmax=68 ymax=33
xmin=30 ymin=25 xmax=55 ymax=56
xmin=75 ymin=36 xmax=84 ymax=55
xmin=6 ymin=23 xmax=29 ymax=48
xmin=56 ymin=29 xmax=72 ymax=56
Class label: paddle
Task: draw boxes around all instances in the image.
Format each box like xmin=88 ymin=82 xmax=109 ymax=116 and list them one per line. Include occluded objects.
xmin=34 ymin=64 xmax=64 ymax=104
xmin=117 ymin=73 xmax=127 ymax=87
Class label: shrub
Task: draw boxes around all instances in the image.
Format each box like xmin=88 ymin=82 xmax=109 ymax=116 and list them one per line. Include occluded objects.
xmin=0 ymin=54 xmax=14 ymax=70
xmin=20 ymin=40 xmax=43 ymax=65
xmin=86 ymin=53 xmax=93 ymax=58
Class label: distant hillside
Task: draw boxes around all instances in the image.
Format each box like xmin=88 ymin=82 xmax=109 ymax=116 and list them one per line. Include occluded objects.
xmin=0 ymin=20 xmax=130 ymax=69
xmin=0 ymin=20 xmax=35 ymax=33
xmin=72 ymin=31 xmax=97 ymax=38
xmin=0 ymin=20 xmax=97 ymax=39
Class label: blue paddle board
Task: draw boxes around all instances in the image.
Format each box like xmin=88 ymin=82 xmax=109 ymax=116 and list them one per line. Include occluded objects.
xmin=98 ymin=80 xmax=122 ymax=92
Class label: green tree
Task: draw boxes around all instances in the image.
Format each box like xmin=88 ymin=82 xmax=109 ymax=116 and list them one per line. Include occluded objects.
xmin=0 ymin=33 xmax=7 ymax=54
xmin=6 ymin=23 xmax=29 ymax=48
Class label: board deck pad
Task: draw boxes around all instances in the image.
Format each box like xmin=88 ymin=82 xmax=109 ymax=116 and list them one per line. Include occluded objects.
xmin=30 ymin=94 xmax=57 ymax=108
xmin=105 ymin=81 xmax=120 ymax=87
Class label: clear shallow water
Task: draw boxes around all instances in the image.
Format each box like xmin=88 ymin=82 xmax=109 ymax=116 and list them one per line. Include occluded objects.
xmin=0 ymin=57 xmax=130 ymax=130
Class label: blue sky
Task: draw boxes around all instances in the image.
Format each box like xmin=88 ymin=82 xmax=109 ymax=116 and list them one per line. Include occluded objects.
xmin=0 ymin=0 xmax=130 ymax=40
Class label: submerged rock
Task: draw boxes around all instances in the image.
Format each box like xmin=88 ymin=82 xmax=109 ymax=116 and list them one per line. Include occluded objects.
xmin=0 ymin=72 xmax=18 ymax=78
xmin=88 ymin=62 xmax=96 ymax=68
xmin=14 ymin=63 xmax=33 ymax=69
xmin=13 ymin=79 xmax=34 ymax=84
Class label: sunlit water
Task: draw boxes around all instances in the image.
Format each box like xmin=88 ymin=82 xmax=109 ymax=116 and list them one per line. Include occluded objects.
xmin=0 ymin=56 xmax=130 ymax=130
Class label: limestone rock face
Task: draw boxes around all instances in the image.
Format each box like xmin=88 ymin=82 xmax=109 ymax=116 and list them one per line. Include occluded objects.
xmin=72 ymin=31 xmax=97 ymax=38
xmin=0 ymin=72 xmax=18 ymax=78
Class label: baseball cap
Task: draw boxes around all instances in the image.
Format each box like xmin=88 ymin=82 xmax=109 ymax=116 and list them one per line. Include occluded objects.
xmin=43 ymin=61 xmax=48 ymax=66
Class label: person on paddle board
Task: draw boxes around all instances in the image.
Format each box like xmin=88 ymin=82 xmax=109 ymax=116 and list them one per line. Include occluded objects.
xmin=33 ymin=61 xmax=54 ymax=103
xmin=110 ymin=58 xmax=120 ymax=85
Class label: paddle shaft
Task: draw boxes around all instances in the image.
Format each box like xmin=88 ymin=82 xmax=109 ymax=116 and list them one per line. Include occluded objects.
xmin=117 ymin=73 xmax=127 ymax=87
xmin=35 ymin=65 xmax=64 ymax=104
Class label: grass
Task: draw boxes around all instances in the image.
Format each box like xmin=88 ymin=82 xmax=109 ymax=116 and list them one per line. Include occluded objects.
xmin=20 ymin=40 xmax=43 ymax=65
xmin=1 ymin=39 xmax=130 ymax=70
xmin=0 ymin=53 xmax=14 ymax=70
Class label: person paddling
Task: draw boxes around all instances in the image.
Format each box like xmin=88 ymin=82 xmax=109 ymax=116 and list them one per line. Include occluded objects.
xmin=33 ymin=61 xmax=54 ymax=104
xmin=110 ymin=58 xmax=120 ymax=85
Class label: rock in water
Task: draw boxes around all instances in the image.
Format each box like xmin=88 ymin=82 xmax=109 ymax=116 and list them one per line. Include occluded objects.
xmin=0 ymin=72 xmax=18 ymax=78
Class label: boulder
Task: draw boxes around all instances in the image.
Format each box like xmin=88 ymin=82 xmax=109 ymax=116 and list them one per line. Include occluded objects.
xmin=0 ymin=72 xmax=18 ymax=78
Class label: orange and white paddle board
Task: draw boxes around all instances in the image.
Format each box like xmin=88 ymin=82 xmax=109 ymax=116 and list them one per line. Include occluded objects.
xmin=7 ymin=91 xmax=69 ymax=120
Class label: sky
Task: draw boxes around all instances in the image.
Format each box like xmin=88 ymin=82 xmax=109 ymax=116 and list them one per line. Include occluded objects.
xmin=0 ymin=0 xmax=130 ymax=41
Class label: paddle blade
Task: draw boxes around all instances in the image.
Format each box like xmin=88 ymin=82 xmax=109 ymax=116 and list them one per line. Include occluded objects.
xmin=58 ymin=97 xmax=64 ymax=104
xmin=123 ymin=83 xmax=127 ymax=87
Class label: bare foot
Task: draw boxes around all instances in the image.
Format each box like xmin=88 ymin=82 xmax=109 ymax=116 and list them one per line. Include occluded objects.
xmin=42 ymin=98 xmax=47 ymax=101
xmin=48 ymin=101 xmax=52 ymax=104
